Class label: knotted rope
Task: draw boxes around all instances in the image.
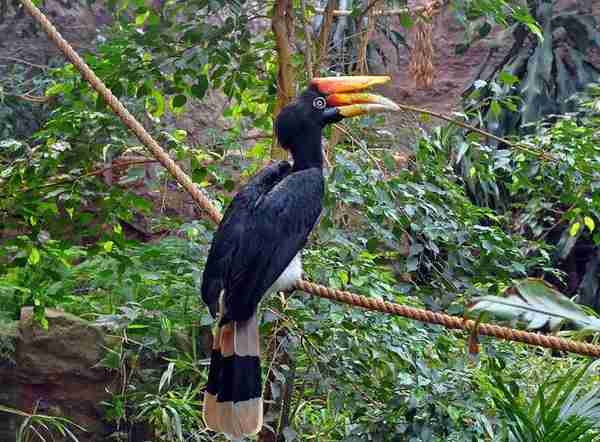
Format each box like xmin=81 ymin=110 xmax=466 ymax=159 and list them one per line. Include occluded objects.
xmin=20 ymin=0 xmax=600 ymax=358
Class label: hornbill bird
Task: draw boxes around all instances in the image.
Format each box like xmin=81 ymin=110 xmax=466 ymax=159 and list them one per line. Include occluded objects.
xmin=201 ymin=76 xmax=399 ymax=439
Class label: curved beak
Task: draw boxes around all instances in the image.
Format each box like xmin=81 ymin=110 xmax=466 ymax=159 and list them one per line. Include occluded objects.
xmin=310 ymin=76 xmax=400 ymax=117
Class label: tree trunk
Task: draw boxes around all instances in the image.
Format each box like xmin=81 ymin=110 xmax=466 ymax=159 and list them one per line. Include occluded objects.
xmin=271 ymin=0 xmax=296 ymax=160
xmin=332 ymin=0 xmax=350 ymax=70
xmin=314 ymin=0 xmax=336 ymax=77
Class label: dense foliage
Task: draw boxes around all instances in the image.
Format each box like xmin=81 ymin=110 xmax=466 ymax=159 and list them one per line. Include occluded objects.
xmin=2 ymin=0 xmax=600 ymax=441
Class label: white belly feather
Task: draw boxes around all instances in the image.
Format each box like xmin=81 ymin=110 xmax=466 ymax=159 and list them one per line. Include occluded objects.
xmin=269 ymin=254 xmax=302 ymax=293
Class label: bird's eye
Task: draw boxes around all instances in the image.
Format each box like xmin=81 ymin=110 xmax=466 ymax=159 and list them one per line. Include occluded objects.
xmin=312 ymin=97 xmax=327 ymax=110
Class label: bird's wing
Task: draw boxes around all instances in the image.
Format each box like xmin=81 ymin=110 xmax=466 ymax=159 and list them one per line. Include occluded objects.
xmin=223 ymin=167 xmax=324 ymax=321
xmin=201 ymin=161 xmax=292 ymax=315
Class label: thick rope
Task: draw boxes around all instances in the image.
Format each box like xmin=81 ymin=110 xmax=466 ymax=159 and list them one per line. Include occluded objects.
xmin=294 ymin=281 xmax=600 ymax=358
xmin=21 ymin=0 xmax=600 ymax=359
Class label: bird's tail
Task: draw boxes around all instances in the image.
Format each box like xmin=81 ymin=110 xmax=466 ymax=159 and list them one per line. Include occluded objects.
xmin=203 ymin=309 xmax=263 ymax=438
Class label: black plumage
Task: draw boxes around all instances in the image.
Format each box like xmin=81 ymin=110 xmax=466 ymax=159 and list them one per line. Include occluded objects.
xmin=201 ymin=86 xmax=341 ymax=322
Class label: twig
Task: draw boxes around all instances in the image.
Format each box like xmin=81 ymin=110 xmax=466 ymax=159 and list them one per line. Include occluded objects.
xmin=0 ymin=55 xmax=48 ymax=70
xmin=394 ymin=102 xmax=557 ymax=162
xmin=333 ymin=123 xmax=384 ymax=173
xmin=7 ymin=93 xmax=52 ymax=103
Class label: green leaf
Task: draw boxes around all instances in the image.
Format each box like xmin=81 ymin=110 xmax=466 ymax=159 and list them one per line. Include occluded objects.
xmin=584 ymin=216 xmax=595 ymax=233
xmin=135 ymin=10 xmax=150 ymax=26
xmin=490 ymin=100 xmax=502 ymax=118
xmin=45 ymin=83 xmax=65 ymax=96
xmin=525 ymin=22 xmax=544 ymax=42
xmin=158 ymin=362 xmax=175 ymax=392
xmin=399 ymin=12 xmax=413 ymax=29
xmin=478 ymin=22 xmax=492 ymax=38
xmin=172 ymin=94 xmax=187 ymax=108
xmin=224 ymin=179 xmax=235 ymax=192
xmin=191 ymin=75 xmax=209 ymax=99
xmin=28 ymin=248 xmax=41 ymax=266
xmin=146 ymin=89 xmax=165 ymax=118
xmin=498 ymin=71 xmax=518 ymax=87
xmin=247 ymin=143 xmax=267 ymax=159
xmin=173 ymin=129 xmax=187 ymax=141
xmin=338 ymin=270 xmax=349 ymax=286
xmin=570 ymin=222 xmax=581 ymax=237
xmin=103 ymin=241 xmax=114 ymax=252
xmin=469 ymin=278 xmax=600 ymax=331
xmin=147 ymin=11 xmax=160 ymax=26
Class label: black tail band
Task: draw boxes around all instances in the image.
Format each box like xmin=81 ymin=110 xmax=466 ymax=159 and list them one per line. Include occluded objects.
xmin=216 ymin=354 xmax=261 ymax=403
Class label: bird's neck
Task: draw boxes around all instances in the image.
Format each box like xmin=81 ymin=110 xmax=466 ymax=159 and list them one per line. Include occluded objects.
xmin=290 ymin=136 xmax=323 ymax=172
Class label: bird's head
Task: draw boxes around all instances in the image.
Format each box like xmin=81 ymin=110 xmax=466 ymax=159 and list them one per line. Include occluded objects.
xmin=275 ymin=76 xmax=399 ymax=155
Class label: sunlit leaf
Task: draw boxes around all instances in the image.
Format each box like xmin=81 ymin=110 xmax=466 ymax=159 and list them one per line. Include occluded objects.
xmin=584 ymin=216 xmax=595 ymax=233
xmin=28 ymin=248 xmax=40 ymax=266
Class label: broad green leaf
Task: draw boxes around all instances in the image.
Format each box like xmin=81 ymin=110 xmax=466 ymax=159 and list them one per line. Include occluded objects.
xmin=469 ymin=278 xmax=600 ymax=331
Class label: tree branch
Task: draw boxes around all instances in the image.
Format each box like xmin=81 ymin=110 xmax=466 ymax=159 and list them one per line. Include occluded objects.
xmin=0 ymin=56 xmax=48 ymax=70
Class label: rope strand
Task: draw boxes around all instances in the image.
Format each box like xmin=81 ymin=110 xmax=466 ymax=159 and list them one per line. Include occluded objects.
xmin=21 ymin=0 xmax=600 ymax=359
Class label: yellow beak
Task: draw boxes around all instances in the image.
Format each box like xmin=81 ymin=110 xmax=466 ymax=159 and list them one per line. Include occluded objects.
xmin=310 ymin=76 xmax=399 ymax=117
